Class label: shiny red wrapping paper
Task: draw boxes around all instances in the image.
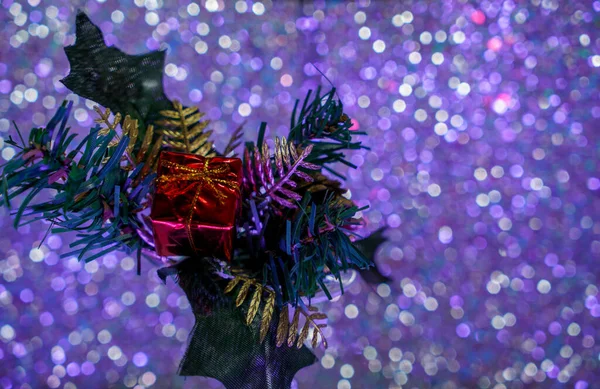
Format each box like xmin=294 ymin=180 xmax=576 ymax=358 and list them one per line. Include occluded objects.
xmin=150 ymin=151 xmax=242 ymax=261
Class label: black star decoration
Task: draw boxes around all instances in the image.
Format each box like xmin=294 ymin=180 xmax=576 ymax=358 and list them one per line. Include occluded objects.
xmin=61 ymin=11 xmax=171 ymax=125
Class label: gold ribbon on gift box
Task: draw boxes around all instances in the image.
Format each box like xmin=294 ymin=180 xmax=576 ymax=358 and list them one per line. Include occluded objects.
xmin=156 ymin=158 xmax=240 ymax=253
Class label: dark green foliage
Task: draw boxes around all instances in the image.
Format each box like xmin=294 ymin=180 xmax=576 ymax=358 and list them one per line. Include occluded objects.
xmin=0 ymin=101 xmax=152 ymax=262
xmin=280 ymin=192 xmax=370 ymax=304
xmin=288 ymin=86 xmax=368 ymax=178
xmin=238 ymin=86 xmax=374 ymax=306
xmin=237 ymin=189 xmax=372 ymax=306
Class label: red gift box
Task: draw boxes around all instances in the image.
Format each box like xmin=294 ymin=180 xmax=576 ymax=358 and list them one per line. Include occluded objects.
xmin=150 ymin=151 xmax=242 ymax=260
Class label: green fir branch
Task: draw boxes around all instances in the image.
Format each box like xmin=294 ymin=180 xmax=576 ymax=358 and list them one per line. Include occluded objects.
xmin=0 ymin=101 xmax=155 ymax=262
xmin=236 ymin=86 xmax=373 ymax=307
xmin=288 ymin=86 xmax=368 ymax=176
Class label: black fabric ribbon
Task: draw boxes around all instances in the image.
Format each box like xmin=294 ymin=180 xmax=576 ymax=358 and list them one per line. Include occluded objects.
xmin=158 ymin=259 xmax=316 ymax=389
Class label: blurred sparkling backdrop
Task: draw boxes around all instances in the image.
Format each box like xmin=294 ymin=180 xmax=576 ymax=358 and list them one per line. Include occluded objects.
xmin=1 ymin=0 xmax=600 ymax=388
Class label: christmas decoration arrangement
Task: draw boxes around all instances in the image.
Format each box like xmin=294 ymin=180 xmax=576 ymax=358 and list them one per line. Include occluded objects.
xmin=0 ymin=12 xmax=387 ymax=389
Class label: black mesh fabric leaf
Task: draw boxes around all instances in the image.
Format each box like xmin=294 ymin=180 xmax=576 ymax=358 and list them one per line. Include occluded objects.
xmin=158 ymin=259 xmax=317 ymax=389
xmin=61 ymin=11 xmax=171 ymax=125
xmin=355 ymin=227 xmax=392 ymax=284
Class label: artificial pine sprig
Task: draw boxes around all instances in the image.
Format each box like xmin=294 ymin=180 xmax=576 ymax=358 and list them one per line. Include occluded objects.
xmin=288 ymin=86 xmax=367 ymax=178
xmin=233 ymin=85 xmax=372 ymax=313
xmin=283 ymin=192 xmax=369 ymax=301
xmin=0 ymin=102 xmax=155 ymax=263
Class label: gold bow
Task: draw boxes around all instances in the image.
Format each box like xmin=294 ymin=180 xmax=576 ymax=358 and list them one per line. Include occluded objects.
xmin=157 ymin=158 xmax=240 ymax=253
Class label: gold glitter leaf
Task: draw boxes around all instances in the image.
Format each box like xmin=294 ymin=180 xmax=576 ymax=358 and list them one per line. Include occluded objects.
xmin=287 ymin=308 xmax=301 ymax=347
xmin=311 ymin=327 xmax=319 ymax=349
xmin=136 ymin=123 xmax=153 ymax=161
xmin=235 ymin=279 xmax=251 ymax=307
xmin=245 ymin=286 xmax=262 ymax=325
xmin=276 ymin=305 xmax=289 ymax=347
xmin=278 ymin=306 xmax=329 ymax=349
xmin=136 ymin=128 xmax=163 ymax=186
xmin=224 ymin=276 xmax=241 ymax=294
xmin=94 ymin=106 xmax=121 ymax=135
xmin=93 ymin=106 xmax=159 ymax=182
xmin=224 ymin=276 xmax=283 ymax=345
xmin=309 ymin=312 xmax=327 ymax=320
xmin=121 ymin=116 xmax=139 ymax=155
xmin=158 ymin=100 xmax=215 ymax=157
xmin=260 ymin=293 xmax=275 ymax=343
xmin=296 ymin=320 xmax=310 ymax=349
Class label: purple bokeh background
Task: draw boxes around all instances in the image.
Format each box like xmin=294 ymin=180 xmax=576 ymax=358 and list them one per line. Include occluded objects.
xmin=1 ymin=1 xmax=600 ymax=388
